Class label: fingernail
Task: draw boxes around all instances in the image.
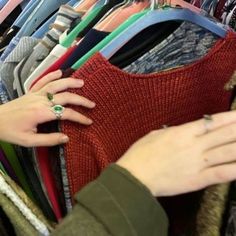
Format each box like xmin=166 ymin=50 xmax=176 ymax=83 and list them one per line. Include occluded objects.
xmin=76 ymin=79 xmax=84 ymax=86
xmin=56 ymin=70 xmax=62 ymax=75
xmin=61 ymin=135 xmax=69 ymax=143
xmin=90 ymin=102 xmax=96 ymax=108
xmin=88 ymin=119 xmax=93 ymax=124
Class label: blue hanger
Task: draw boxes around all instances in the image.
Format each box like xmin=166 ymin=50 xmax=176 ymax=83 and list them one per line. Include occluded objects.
xmin=100 ymin=7 xmax=228 ymax=59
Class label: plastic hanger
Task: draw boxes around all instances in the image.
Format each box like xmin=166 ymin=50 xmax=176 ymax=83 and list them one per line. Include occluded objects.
xmin=95 ymin=0 xmax=150 ymax=32
xmin=0 ymin=0 xmax=23 ymax=24
xmin=60 ymin=0 xmax=124 ymax=48
xmin=100 ymin=6 xmax=228 ymax=59
xmin=71 ymin=9 xmax=149 ymax=68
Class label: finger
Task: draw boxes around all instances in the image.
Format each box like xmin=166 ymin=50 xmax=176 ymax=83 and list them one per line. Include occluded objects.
xmin=44 ymin=107 xmax=93 ymax=125
xmin=200 ymin=123 xmax=236 ymax=150
xmin=41 ymin=78 xmax=84 ymax=94
xmin=181 ymin=110 xmax=236 ymax=136
xmin=23 ymin=133 xmax=69 ymax=147
xmin=201 ymin=163 xmax=236 ymax=187
xmin=53 ymin=92 xmax=96 ymax=108
xmin=30 ymin=70 xmax=62 ymax=92
xmin=203 ymin=142 xmax=236 ymax=167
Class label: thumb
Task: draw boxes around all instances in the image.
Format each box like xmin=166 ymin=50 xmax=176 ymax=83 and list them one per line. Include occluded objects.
xmin=25 ymin=133 xmax=69 ymax=147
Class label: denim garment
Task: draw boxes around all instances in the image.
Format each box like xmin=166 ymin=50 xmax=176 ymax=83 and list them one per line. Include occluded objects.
xmin=13 ymin=0 xmax=40 ymax=28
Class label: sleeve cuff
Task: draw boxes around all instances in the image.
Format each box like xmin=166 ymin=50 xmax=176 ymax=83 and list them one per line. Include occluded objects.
xmin=75 ymin=164 xmax=169 ymax=236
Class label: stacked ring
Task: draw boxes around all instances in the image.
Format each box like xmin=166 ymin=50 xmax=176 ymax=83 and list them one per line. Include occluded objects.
xmin=51 ymin=104 xmax=65 ymax=120
xmin=47 ymin=93 xmax=65 ymax=120
xmin=47 ymin=92 xmax=55 ymax=106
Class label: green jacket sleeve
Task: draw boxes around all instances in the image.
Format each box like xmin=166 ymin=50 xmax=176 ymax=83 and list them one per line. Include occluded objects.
xmin=51 ymin=164 xmax=169 ymax=236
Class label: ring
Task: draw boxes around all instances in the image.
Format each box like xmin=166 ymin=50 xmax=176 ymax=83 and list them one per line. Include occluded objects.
xmin=203 ymin=114 xmax=213 ymax=134
xmin=51 ymin=105 xmax=65 ymax=120
xmin=47 ymin=92 xmax=55 ymax=106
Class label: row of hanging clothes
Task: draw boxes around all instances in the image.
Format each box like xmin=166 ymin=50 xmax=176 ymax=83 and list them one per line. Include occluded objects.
xmin=0 ymin=0 xmax=236 ymax=235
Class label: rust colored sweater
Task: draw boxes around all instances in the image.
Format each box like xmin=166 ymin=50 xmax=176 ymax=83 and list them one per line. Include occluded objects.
xmin=62 ymin=31 xmax=236 ymax=195
xmin=61 ymin=31 xmax=236 ymax=233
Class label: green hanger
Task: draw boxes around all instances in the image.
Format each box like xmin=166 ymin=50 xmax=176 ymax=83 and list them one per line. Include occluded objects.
xmin=0 ymin=141 xmax=34 ymax=201
xmin=61 ymin=6 xmax=103 ymax=48
xmin=71 ymin=9 xmax=149 ymax=69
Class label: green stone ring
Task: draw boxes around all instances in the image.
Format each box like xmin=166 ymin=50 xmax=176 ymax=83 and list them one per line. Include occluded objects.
xmin=47 ymin=92 xmax=55 ymax=106
xmin=51 ymin=105 xmax=65 ymax=120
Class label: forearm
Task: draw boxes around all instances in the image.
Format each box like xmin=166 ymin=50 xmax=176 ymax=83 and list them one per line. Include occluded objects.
xmin=52 ymin=164 xmax=168 ymax=236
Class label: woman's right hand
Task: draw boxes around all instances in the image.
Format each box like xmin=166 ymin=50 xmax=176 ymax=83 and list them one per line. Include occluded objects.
xmin=0 ymin=70 xmax=95 ymax=147
xmin=117 ymin=111 xmax=236 ymax=197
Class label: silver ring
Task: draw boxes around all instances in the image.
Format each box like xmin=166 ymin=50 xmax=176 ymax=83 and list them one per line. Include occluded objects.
xmin=51 ymin=105 xmax=65 ymax=120
xmin=203 ymin=114 xmax=213 ymax=134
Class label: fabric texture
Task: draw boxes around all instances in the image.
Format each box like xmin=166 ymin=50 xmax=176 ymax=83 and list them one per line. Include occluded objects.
xmin=23 ymin=44 xmax=68 ymax=93
xmin=52 ymin=164 xmax=168 ymax=236
xmin=61 ymin=31 xmax=236 ymax=235
xmin=30 ymin=44 xmax=77 ymax=90
xmin=0 ymin=172 xmax=52 ymax=236
xmin=124 ymin=22 xmax=218 ymax=74
xmin=15 ymin=4 xmax=81 ymax=90
xmin=0 ymin=148 xmax=18 ymax=183
xmin=17 ymin=147 xmax=56 ymax=222
xmin=0 ymin=26 xmax=20 ymax=54
xmin=2 ymin=172 xmax=54 ymax=232
xmin=60 ymin=29 xmax=110 ymax=70
xmin=0 ymin=36 xmax=38 ymax=99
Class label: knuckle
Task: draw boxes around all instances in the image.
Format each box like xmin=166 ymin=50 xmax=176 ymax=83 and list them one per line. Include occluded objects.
xmin=19 ymin=136 xmax=32 ymax=147
xmin=213 ymin=169 xmax=228 ymax=182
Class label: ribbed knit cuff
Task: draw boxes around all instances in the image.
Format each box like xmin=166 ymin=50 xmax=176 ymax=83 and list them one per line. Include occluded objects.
xmin=76 ymin=164 xmax=169 ymax=236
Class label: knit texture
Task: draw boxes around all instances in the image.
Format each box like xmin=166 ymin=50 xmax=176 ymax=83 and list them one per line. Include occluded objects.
xmin=61 ymin=31 xmax=236 ymax=234
xmin=0 ymin=173 xmax=51 ymax=235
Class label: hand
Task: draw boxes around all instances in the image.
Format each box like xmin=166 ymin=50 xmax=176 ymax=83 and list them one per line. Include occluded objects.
xmin=117 ymin=111 xmax=236 ymax=197
xmin=0 ymin=70 xmax=95 ymax=147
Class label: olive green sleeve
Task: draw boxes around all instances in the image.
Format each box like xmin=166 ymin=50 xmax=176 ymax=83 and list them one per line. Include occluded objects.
xmin=52 ymin=164 xmax=169 ymax=236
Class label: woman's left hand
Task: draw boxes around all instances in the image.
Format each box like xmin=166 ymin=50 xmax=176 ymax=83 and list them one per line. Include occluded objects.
xmin=0 ymin=70 xmax=95 ymax=147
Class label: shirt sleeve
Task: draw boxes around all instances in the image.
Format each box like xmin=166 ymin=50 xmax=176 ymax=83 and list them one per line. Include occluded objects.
xmin=51 ymin=164 xmax=169 ymax=236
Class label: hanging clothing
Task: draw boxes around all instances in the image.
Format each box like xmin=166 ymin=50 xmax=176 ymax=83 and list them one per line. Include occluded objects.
xmin=13 ymin=4 xmax=81 ymax=92
xmin=0 ymin=36 xmax=39 ymax=99
xmin=60 ymin=31 xmax=236 ymax=235
xmin=124 ymin=22 xmax=218 ymax=74
xmin=0 ymin=172 xmax=53 ymax=236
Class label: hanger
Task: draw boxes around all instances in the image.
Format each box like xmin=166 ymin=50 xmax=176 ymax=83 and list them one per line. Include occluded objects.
xmin=71 ymin=1 xmax=227 ymax=68
xmin=0 ymin=0 xmax=23 ymax=24
xmin=100 ymin=6 xmax=228 ymax=59
xmin=71 ymin=9 xmax=149 ymax=68
xmin=60 ymin=0 xmax=124 ymax=48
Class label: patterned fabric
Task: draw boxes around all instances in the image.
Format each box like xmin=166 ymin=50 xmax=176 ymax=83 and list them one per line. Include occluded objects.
xmin=124 ymin=22 xmax=218 ymax=74
xmin=14 ymin=4 xmax=81 ymax=90
xmin=0 ymin=36 xmax=38 ymax=99
xmin=0 ymin=172 xmax=52 ymax=235
xmin=0 ymin=78 xmax=9 ymax=104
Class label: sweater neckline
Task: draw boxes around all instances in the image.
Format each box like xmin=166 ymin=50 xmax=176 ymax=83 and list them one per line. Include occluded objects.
xmin=76 ymin=30 xmax=236 ymax=80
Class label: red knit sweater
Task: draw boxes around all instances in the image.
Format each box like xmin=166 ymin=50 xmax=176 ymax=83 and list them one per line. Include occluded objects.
xmin=62 ymin=31 xmax=236 ymax=196
xmin=61 ymin=31 xmax=236 ymax=234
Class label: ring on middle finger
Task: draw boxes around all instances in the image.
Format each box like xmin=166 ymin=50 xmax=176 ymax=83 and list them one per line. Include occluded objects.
xmin=203 ymin=114 xmax=213 ymax=134
xmin=47 ymin=92 xmax=55 ymax=106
